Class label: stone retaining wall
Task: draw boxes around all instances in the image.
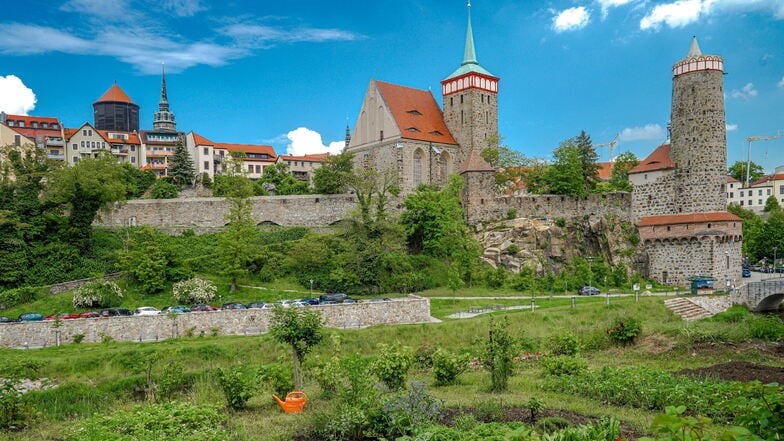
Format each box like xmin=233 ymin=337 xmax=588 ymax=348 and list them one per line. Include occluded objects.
xmin=0 ymin=296 xmax=430 ymax=349
xmin=48 ymin=273 xmax=124 ymax=296
xmin=464 ymin=192 xmax=632 ymax=225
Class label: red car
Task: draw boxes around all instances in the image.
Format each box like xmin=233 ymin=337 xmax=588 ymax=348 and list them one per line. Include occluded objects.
xmin=43 ymin=313 xmax=80 ymax=321
xmin=79 ymin=311 xmax=101 ymax=318
xmin=191 ymin=304 xmax=218 ymax=312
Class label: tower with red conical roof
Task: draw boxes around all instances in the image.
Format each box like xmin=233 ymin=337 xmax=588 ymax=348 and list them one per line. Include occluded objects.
xmin=93 ymin=83 xmax=139 ymax=132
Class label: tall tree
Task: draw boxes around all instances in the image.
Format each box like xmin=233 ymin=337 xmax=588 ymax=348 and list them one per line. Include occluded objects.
xmin=480 ymin=133 xmax=528 ymax=191
xmin=728 ymin=160 xmax=764 ymax=183
xmin=545 ymin=142 xmax=584 ymax=196
xmin=258 ymin=163 xmax=309 ymax=195
xmin=574 ymin=130 xmax=600 ymax=193
xmin=44 ymin=152 xmax=127 ymax=251
xmin=313 ymin=152 xmax=354 ymax=194
xmin=608 ymin=151 xmax=639 ymax=192
xmin=168 ymin=139 xmax=196 ymax=186
xmin=218 ymin=193 xmax=258 ymax=292
xmin=764 ymin=195 xmax=782 ymax=213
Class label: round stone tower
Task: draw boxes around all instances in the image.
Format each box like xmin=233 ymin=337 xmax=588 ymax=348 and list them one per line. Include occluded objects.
xmin=669 ymin=37 xmax=726 ymax=214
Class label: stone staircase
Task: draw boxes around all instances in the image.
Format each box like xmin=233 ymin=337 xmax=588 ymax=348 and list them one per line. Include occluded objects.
xmin=664 ymin=297 xmax=714 ymax=321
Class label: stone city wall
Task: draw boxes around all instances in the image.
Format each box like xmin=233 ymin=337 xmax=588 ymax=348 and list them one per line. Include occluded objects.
xmin=0 ymin=296 xmax=430 ymax=349
xmin=97 ymin=194 xmax=358 ymax=228
xmin=644 ymin=237 xmax=742 ymax=286
xmin=464 ymin=192 xmax=632 ymax=225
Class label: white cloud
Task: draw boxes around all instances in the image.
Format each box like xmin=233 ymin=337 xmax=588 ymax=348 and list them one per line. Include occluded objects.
xmin=640 ymin=0 xmax=784 ymax=30
xmin=731 ymin=83 xmax=758 ymax=100
xmin=0 ymin=75 xmax=36 ymax=115
xmin=598 ymin=0 xmax=634 ymax=18
xmin=726 ymin=123 xmax=738 ymax=131
xmin=285 ymin=127 xmax=344 ymax=156
xmin=778 ymin=76 xmax=784 ymax=88
xmin=162 ymin=0 xmax=207 ymax=17
xmin=552 ymin=7 xmax=591 ymax=32
xmin=618 ymin=124 xmax=665 ymax=141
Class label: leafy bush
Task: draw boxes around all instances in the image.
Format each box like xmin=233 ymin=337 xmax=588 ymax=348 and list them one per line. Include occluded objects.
xmin=171 ymin=277 xmax=217 ymax=304
xmin=708 ymin=306 xmax=749 ymax=323
xmin=372 ymin=343 xmax=413 ymax=391
xmin=724 ymin=381 xmax=784 ymax=439
xmin=535 ymin=416 xmax=572 ymax=433
xmin=747 ymin=315 xmax=784 ymax=341
xmin=71 ymin=280 xmax=123 ymax=308
xmin=506 ymin=208 xmax=517 ymax=220
xmin=474 ymin=399 xmax=505 ymax=423
xmin=483 ymin=318 xmax=517 ymax=392
xmin=157 ymin=363 xmax=192 ymax=402
xmin=547 ymin=331 xmax=581 ymax=356
xmin=431 ymin=349 xmax=467 ymax=386
xmin=312 ymin=358 xmax=342 ymax=399
xmin=606 ymin=317 xmax=641 ymax=344
xmin=381 ymin=382 xmax=442 ymax=439
xmin=540 ymin=355 xmax=588 ymax=377
xmin=214 ymin=366 xmax=257 ymax=410
xmin=413 ymin=345 xmax=436 ymax=369
xmin=0 ymin=286 xmax=41 ymax=308
xmin=258 ymin=363 xmax=294 ymax=398
xmin=150 ymin=179 xmax=179 ymax=199
xmin=66 ymin=401 xmax=228 ymax=441
xmin=0 ymin=380 xmax=35 ymax=430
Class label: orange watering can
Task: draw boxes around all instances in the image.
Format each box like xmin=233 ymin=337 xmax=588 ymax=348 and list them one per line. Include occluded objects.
xmin=272 ymin=391 xmax=307 ymax=413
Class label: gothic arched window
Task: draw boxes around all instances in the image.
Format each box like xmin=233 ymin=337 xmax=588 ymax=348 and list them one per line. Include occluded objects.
xmin=413 ymin=149 xmax=424 ymax=187
xmin=440 ymin=150 xmax=451 ymax=181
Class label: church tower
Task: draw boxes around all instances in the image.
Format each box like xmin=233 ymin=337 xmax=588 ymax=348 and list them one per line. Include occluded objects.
xmin=153 ymin=64 xmax=177 ymax=132
xmin=670 ymin=37 xmax=726 ymax=214
xmin=441 ymin=2 xmax=499 ymax=165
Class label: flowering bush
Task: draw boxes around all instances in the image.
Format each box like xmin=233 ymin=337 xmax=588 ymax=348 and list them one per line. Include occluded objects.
xmin=606 ymin=318 xmax=642 ymax=345
xmin=172 ymin=277 xmax=217 ymax=304
xmin=72 ymin=281 xmax=123 ymax=308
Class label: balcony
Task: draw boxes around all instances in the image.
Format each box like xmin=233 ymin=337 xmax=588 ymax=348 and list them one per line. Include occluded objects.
xmin=149 ymin=162 xmax=167 ymax=169
xmin=47 ymin=154 xmax=65 ymax=160
xmin=46 ymin=138 xmax=64 ymax=147
xmin=146 ymin=150 xmax=173 ymax=157
xmin=111 ymin=148 xmax=129 ymax=156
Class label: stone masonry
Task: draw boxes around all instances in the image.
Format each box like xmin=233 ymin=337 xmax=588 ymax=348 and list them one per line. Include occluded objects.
xmin=0 ymin=296 xmax=431 ymax=349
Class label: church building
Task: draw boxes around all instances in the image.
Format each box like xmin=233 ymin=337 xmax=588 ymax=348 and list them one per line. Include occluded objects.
xmin=345 ymin=4 xmax=498 ymax=195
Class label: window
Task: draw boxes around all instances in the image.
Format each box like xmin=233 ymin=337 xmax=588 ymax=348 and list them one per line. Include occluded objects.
xmin=759 ymin=199 xmax=763 ymax=205
xmin=749 ymin=200 xmax=753 ymax=206
xmin=72 ymin=156 xmax=78 ymax=163
xmin=407 ymin=110 xmax=422 ymax=115
xmin=759 ymin=189 xmax=763 ymax=196
xmin=130 ymin=145 xmax=135 ymax=152
xmin=52 ymin=124 xmax=58 ymax=129
xmin=768 ymin=189 xmax=772 ymax=195
xmin=740 ymin=190 xmax=744 ymax=197
xmin=413 ymin=149 xmax=423 ymax=187
xmin=740 ymin=201 xmax=744 ymax=206
xmin=49 ymin=149 xmax=58 ymax=155
xmin=407 ymin=127 xmax=420 ymax=132
xmin=72 ymin=143 xmax=77 ymax=149
xmin=31 ymin=122 xmax=38 ymax=128
xmin=380 ymin=130 xmax=384 ymax=141
xmin=6 ymin=121 xmax=13 ymax=127
xmin=203 ymin=147 xmax=209 ymax=155
xmin=248 ymin=165 xmax=253 ymax=173
xmin=14 ymin=135 xmax=21 ymax=146
xmin=88 ymin=130 xmax=92 ymax=136
xmin=18 ymin=121 xmax=24 ymax=128
xmin=460 ymin=95 xmax=464 ymax=104
xmin=83 ymin=130 xmax=87 ymax=136
xmin=729 ymin=192 xmax=733 ymax=198
xmin=131 ymin=157 xmax=135 ymax=163
xmin=204 ymin=161 xmax=209 ymax=170
xmin=256 ymin=165 xmax=261 ymax=173
xmin=780 ymin=185 xmax=784 ymax=194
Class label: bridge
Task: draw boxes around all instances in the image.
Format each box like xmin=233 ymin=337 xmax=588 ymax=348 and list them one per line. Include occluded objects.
xmin=733 ymin=279 xmax=784 ymax=312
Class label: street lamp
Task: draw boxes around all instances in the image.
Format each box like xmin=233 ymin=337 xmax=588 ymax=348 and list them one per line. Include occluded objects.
xmin=775 ymin=247 xmax=778 ymax=277
xmin=309 ymin=279 xmax=314 ymax=295
xmin=586 ymin=256 xmax=595 ymax=288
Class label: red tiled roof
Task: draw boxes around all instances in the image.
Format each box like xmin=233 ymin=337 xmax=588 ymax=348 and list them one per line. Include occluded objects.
xmin=459 ymin=150 xmax=495 ymax=173
xmin=3 ymin=114 xmax=60 ymax=125
xmin=191 ymin=132 xmax=215 ymax=146
xmin=375 ymin=80 xmax=457 ymax=145
xmin=752 ymin=174 xmax=784 ymax=186
xmin=597 ymin=161 xmax=612 ymax=180
xmin=639 ymin=212 xmax=742 ymax=227
xmin=727 ymin=176 xmax=739 ymax=183
xmin=629 ymin=144 xmax=675 ymax=174
xmin=94 ymin=84 xmax=136 ymax=104
xmin=277 ymin=153 xmax=330 ymax=162
xmin=63 ymin=128 xmax=79 ymax=139
xmin=3 ymin=114 xmax=63 ymax=141
xmin=216 ymin=143 xmax=277 ymax=159
xmin=99 ymin=130 xmax=140 ymax=144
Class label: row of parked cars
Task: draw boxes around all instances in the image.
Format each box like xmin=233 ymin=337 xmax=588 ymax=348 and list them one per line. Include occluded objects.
xmin=0 ymin=294 xmax=391 ymax=324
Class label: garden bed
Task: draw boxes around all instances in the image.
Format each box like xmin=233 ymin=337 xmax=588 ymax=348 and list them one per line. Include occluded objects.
xmin=675 ymin=360 xmax=784 ymax=384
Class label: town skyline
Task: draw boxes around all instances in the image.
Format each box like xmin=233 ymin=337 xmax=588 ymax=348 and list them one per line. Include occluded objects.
xmin=1 ymin=0 xmax=783 ymax=170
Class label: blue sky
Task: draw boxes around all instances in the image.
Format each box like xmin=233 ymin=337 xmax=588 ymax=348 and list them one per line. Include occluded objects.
xmin=1 ymin=0 xmax=783 ymax=171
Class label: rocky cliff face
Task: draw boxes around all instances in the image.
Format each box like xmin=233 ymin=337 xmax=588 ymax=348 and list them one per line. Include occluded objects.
xmin=477 ymin=214 xmax=642 ymax=275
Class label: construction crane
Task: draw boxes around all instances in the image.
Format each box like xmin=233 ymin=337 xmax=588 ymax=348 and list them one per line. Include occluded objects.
xmin=595 ymin=133 xmax=619 ymax=162
xmin=745 ymin=133 xmax=784 ymax=187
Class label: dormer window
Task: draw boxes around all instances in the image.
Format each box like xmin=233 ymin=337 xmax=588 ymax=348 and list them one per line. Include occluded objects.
xmin=429 ymin=131 xmax=443 ymax=136
xmin=407 ymin=110 xmax=422 ymax=115
xmin=407 ymin=127 xmax=420 ymax=133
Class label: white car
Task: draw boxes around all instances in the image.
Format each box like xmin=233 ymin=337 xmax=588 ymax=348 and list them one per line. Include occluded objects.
xmin=135 ymin=306 xmax=161 ymax=316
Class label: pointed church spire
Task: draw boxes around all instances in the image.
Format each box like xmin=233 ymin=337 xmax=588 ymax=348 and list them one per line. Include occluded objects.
xmin=160 ymin=62 xmax=169 ymax=103
xmin=687 ymin=36 xmax=702 ymax=58
xmin=462 ymin=2 xmax=478 ymax=66
xmin=344 ymin=118 xmax=352 ymax=149
xmin=153 ymin=61 xmax=177 ymax=132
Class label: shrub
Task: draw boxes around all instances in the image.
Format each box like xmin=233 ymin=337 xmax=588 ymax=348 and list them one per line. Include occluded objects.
xmin=258 ymin=363 xmax=294 ymax=398
xmin=0 ymin=380 xmax=35 ymax=430
xmin=708 ymin=305 xmax=749 ymax=323
xmin=606 ymin=317 xmax=641 ymax=344
xmin=171 ymin=277 xmax=217 ymax=304
xmin=453 ymin=413 xmax=478 ymax=432
xmin=485 ymin=266 xmax=507 ymax=289
xmin=66 ymin=401 xmax=228 ymax=440
xmin=0 ymin=286 xmax=41 ymax=308
xmin=381 ymin=382 xmax=442 ymax=439
xmin=540 ymin=355 xmax=588 ymax=377
xmin=312 ymin=358 xmax=342 ymax=399
xmin=724 ymin=381 xmax=784 ymax=440
xmin=72 ymin=334 xmax=85 ymax=344
xmin=506 ymin=208 xmax=517 ymax=220
xmin=413 ymin=346 xmax=436 ymax=369
xmin=215 ymin=366 xmax=257 ymax=410
xmin=483 ymin=318 xmax=517 ymax=392
xmin=555 ymin=217 xmax=566 ymax=228
xmin=474 ymin=399 xmax=504 ymax=423
xmin=747 ymin=315 xmax=784 ymax=341
xmin=535 ymin=416 xmax=571 ymax=433
xmin=431 ymin=349 xmax=466 ymax=386
xmin=72 ymin=280 xmax=123 ymax=308
xmin=547 ymin=331 xmax=580 ymax=356
xmin=525 ymin=397 xmax=545 ymax=422
xmin=372 ymin=343 xmax=413 ymax=391
xmin=150 ymin=179 xmax=179 ymax=199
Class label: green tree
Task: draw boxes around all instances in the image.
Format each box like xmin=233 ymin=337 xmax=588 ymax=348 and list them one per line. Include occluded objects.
xmin=574 ymin=130 xmax=600 ymax=193
xmin=483 ymin=317 xmax=517 ymax=392
xmin=763 ymin=195 xmax=781 ymax=212
xmin=167 ymin=139 xmax=195 ymax=186
xmin=258 ymin=163 xmax=309 ymax=195
xmin=480 ymin=133 xmax=528 ymax=191
xmin=218 ymin=194 xmax=258 ymax=292
xmin=118 ymin=227 xmax=181 ymax=294
xmin=728 ymin=160 xmax=764 ymax=184
xmin=212 ymin=155 xmax=255 ymax=198
xmin=119 ymin=163 xmax=156 ymax=198
xmin=608 ymin=151 xmax=639 ymax=192
xmin=269 ymin=306 xmax=325 ymax=391
xmin=728 ymin=204 xmax=764 ymax=260
xmin=150 ymin=179 xmax=179 ymax=199
xmin=313 ymin=152 xmax=354 ymax=194
xmin=44 ymin=152 xmax=127 ymax=251
xmin=545 ymin=142 xmax=584 ymax=196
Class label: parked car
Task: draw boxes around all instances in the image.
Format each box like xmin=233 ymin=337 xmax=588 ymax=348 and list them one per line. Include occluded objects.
xmin=299 ymin=298 xmax=320 ymax=305
xmin=742 ymin=269 xmax=751 ymax=278
xmin=44 ymin=313 xmax=80 ymax=321
xmin=246 ymin=302 xmax=273 ymax=309
xmin=342 ymin=298 xmax=359 ymax=304
xmin=160 ymin=305 xmax=190 ymax=314
xmin=0 ymin=316 xmax=16 ymax=323
xmin=191 ymin=304 xmax=218 ymax=312
xmin=18 ymin=312 xmax=45 ymax=321
xmin=135 ymin=306 xmax=161 ymax=316
xmin=220 ymin=302 xmax=247 ymax=310
xmin=367 ymin=297 xmax=392 ymax=303
xmin=319 ymin=293 xmax=347 ymax=303
xmin=277 ymin=299 xmax=297 ymax=308
xmin=578 ymin=286 xmax=601 ymax=296
xmin=100 ymin=308 xmax=134 ymax=317
xmin=79 ymin=311 xmax=100 ymax=318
